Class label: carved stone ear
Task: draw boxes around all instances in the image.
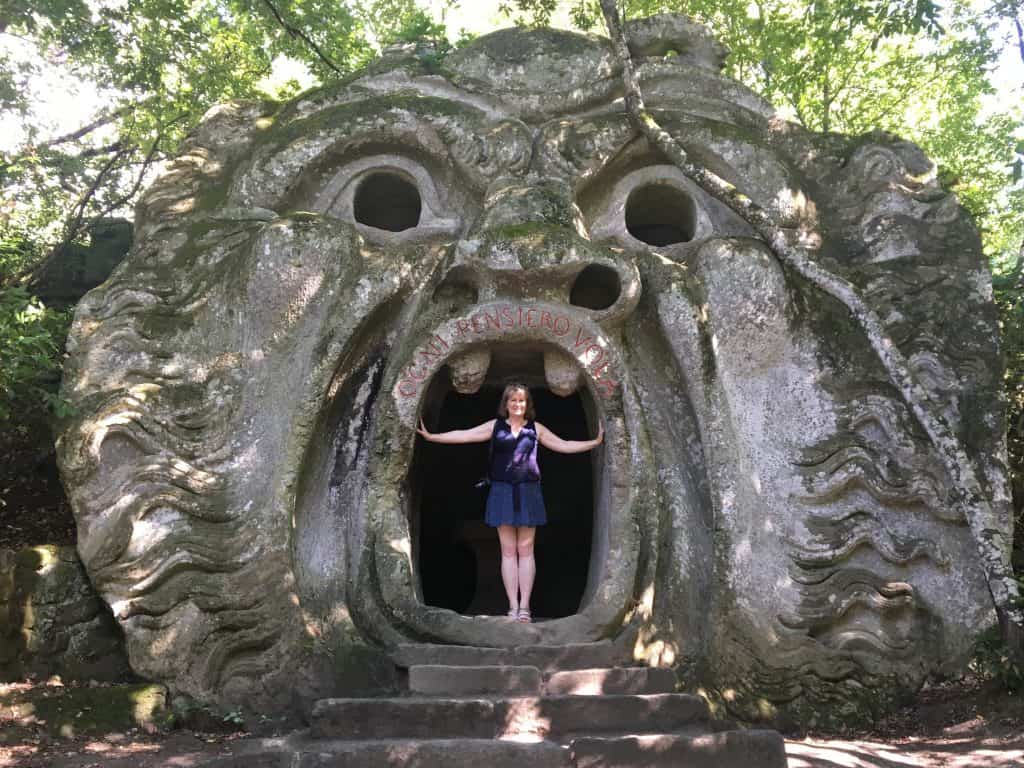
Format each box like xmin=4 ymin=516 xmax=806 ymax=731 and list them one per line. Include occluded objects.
xmin=623 ymin=14 xmax=728 ymax=71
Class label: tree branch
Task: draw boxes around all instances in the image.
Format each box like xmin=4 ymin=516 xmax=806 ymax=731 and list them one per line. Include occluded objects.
xmin=101 ymin=138 xmax=163 ymax=214
xmin=1015 ymin=16 xmax=1024 ymax=67
xmin=598 ymin=0 xmax=1024 ymax=647
xmin=259 ymin=0 xmax=343 ymax=76
xmin=4 ymin=146 xmax=130 ymax=291
xmin=73 ymin=140 xmax=126 ymax=160
xmin=35 ymin=108 xmax=129 ymax=151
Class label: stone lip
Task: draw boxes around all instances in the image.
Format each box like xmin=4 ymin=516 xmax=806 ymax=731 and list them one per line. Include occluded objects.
xmin=392 ymin=301 xmax=628 ymax=421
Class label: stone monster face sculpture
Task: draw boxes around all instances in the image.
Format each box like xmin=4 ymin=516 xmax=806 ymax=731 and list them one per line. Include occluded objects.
xmin=58 ymin=17 xmax=1012 ymax=721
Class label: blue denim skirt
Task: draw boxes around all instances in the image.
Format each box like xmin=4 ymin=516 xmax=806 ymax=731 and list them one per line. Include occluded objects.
xmin=485 ymin=480 xmax=547 ymax=527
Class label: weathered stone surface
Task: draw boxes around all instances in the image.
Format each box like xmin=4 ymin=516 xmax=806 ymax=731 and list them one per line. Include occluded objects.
xmin=186 ymin=737 xmax=566 ymax=768
xmin=568 ymin=730 xmax=787 ymax=768
xmin=409 ymin=664 xmax=541 ymax=695
xmin=0 ymin=546 xmax=130 ymax=682
xmin=58 ymin=13 xmax=1011 ymax=726
xmin=393 ymin=644 xmax=512 ymax=668
xmin=392 ymin=642 xmax=623 ymax=672
xmin=311 ymin=697 xmax=498 ymax=740
xmin=310 ymin=693 xmax=708 ymax=740
xmin=545 ymin=667 xmax=676 ymax=696
xmin=514 ymin=642 xmax=621 ymax=672
xmin=298 ymin=740 xmax=566 ymax=768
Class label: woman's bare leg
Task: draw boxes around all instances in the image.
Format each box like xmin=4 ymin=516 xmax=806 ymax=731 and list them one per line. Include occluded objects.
xmin=497 ymin=525 xmax=519 ymax=615
xmin=516 ymin=526 xmax=536 ymax=618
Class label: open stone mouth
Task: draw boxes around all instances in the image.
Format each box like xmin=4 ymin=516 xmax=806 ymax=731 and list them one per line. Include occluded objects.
xmin=408 ymin=340 xmax=604 ymax=622
xmin=295 ymin=292 xmax=635 ymax=648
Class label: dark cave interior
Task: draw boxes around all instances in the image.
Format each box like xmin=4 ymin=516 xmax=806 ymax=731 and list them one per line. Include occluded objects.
xmin=410 ymin=354 xmax=596 ymax=619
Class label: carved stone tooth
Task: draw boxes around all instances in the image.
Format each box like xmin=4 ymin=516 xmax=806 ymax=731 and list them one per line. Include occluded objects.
xmin=544 ymin=348 xmax=580 ymax=397
xmin=448 ymin=348 xmax=491 ymax=394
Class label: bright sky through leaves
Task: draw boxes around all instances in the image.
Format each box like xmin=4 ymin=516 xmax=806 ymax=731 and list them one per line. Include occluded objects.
xmin=5 ymin=0 xmax=1019 ymax=152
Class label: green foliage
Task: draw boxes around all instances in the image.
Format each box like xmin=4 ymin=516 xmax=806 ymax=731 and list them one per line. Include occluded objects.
xmin=220 ymin=708 xmax=247 ymax=726
xmin=0 ymin=285 xmax=72 ymax=435
xmin=993 ymin=251 xmax=1024 ymax=540
xmin=384 ymin=4 xmax=449 ymax=43
xmin=972 ymin=612 xmax=1024 ymax=691
xmin=499 ymin=0 xmax=561 ymax=26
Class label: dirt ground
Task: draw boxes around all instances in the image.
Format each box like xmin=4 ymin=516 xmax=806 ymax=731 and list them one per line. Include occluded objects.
xmin=786 ymin=676 xmax=1024 ymax=767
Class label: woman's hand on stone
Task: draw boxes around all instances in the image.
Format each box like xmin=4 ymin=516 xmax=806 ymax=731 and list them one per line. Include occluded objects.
xmin=594 ymin=422 xmax=604 ymax=447
xmin=417 ymin=418 xmax=434 ymax=441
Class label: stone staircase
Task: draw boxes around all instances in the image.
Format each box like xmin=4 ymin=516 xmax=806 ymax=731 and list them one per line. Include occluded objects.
xmin=199 ymin=640 xmax=788 ymax=767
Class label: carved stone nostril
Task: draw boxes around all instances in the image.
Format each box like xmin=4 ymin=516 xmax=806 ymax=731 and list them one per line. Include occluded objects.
xmin=448 ymin=348 xmax=491 ymax=394
xmin=570 ymin=264 xmax=621 ymax=311
xmin=543 ymin=348 xmax=580 ymax=397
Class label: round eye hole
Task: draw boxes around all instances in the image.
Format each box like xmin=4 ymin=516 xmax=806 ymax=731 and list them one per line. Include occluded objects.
xmin=570 ymin=264 xmax=621 ymax=311
xmin=625 ymin=183 xmax=696 ymax=246
xmin=353 ymin=171 xmax=422 ymax=232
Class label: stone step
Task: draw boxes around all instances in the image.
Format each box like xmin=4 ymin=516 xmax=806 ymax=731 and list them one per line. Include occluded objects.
xmin=195 ymin=738 xmax=567 ymax=768
xmin=568 ymin=729 xmax=788 ymax=768
xmin=408 ymin=664 xmax=677 ymax=697
xmin=545 ymin=667 xmax=677 ymax=696
xmin=409 ymin=664 xmax=542 ymax=696
xmin=310 ymin=693 xmax=709 ymax=741
xmin=516 ymin=641 xmax=621 ymax=671
xmin=393 ymin=640 xmax=621 ymax=671
xmin=393 ymin=643 xmax=511 ymax=668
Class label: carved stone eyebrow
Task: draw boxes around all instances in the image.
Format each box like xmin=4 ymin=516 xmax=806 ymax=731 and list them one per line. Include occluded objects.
xmin=229 ymin=100 xmax=534 ymax=212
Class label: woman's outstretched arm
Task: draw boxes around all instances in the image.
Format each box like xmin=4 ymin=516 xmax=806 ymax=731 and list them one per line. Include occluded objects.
xmin=536 ymin=422 xmax=603 ymax=454
xmin=417 ymin=418 xmax=496 ymax=445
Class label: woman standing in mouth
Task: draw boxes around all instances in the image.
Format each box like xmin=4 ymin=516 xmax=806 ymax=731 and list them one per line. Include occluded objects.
xmin=417 ymin=382 xmax=603 ymax=623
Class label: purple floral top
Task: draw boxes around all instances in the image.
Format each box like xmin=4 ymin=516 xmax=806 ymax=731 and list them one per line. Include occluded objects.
xmin=490 ymin=419 xmax=541 ymax=484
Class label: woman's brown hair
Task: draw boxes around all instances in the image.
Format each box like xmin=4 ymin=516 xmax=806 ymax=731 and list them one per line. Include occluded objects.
xmin=497 ymin=382 xmax=536 ymax=420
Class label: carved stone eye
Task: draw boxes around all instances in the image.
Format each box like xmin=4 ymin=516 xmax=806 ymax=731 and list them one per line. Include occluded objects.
xmin=580 ymin=165 xmax=717 ymax=248
xmin=353 ymin=171 xmax=422 ymax=232
xmin=305 ymin=155 xmax=462 ymax=241
xmin=624 ymin=183 xmax=697 ymax=246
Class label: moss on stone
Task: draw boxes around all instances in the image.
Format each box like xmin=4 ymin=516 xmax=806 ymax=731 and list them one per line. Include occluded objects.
xmin=488 ymin=221 xmax=563 ymax=241
xmin=8 ymin=683 xmax=169 ymax=738
xmin=461 ymin=27 xmax=599 ymax=65
xmin=265 ymin=94 xmax=485 ymax=152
